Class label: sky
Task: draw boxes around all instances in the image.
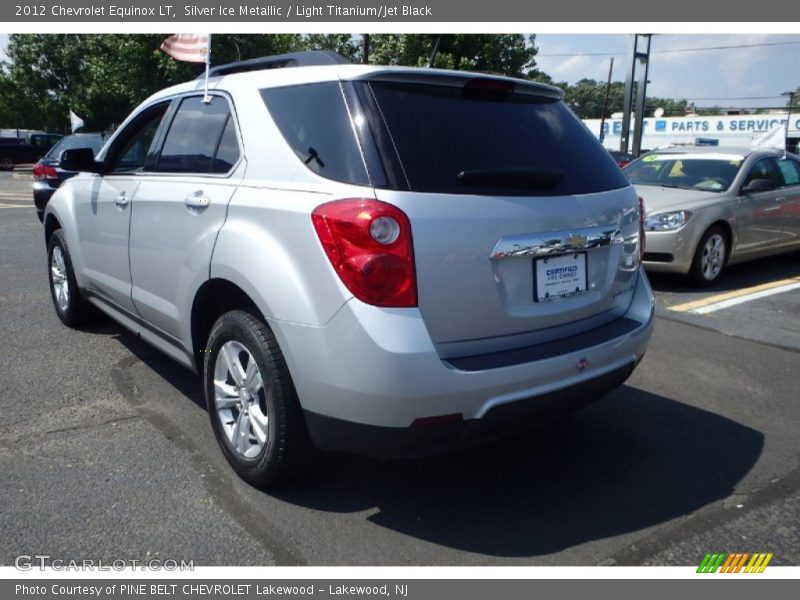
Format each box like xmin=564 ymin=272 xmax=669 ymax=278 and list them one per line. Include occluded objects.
xmin=2 ymin=33 xmax=799 ymax=110
xmin=535 ymin=34 xmax=800 ymax=110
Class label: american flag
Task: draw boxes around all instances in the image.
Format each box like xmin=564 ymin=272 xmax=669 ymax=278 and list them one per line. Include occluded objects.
xmin=160 ymin=34 xmax=209 ymax=63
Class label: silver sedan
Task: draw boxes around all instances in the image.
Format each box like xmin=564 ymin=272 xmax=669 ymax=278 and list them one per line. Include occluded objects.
xmin=624 ymin=147 xmax=800 ymax=285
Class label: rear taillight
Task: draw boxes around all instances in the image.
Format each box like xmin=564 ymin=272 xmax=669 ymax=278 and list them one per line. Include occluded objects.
xmin=311 ymin=199 xmax=417 ymax=307
xmin=638 ymin=196 xmax=646 ymax=261
xmin=32 ymin=163 xmax=57 ymax=181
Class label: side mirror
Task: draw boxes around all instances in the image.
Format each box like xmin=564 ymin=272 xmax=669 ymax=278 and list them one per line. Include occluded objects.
xmin=60 ymin=148 xmax=102 ymax=173
xmin=741 ymin=178 xmax=775 ymax=195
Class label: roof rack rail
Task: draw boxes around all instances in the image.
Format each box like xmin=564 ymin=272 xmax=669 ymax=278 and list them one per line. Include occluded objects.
xmin=199 ymin=51 xmax=351 ymax=80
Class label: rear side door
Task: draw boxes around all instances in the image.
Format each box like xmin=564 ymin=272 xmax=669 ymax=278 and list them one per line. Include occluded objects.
xmin=73 ymin=103 xmax=170 ymax=312
xmin=128 ymin=94 xmax=244 ymax=339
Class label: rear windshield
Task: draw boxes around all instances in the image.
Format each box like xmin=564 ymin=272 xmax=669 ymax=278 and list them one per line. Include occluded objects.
xmin=365 ymin=81 xmax=629 ymax=196
xmin=46 ymin=134 xmax=105 ymax=159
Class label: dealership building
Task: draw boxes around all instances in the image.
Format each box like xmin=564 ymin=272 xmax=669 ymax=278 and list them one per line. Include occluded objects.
xmin=582 ymin=113 xmax=800 ymax=153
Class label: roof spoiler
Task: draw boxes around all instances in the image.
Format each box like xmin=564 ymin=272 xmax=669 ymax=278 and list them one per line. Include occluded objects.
xmin=348 ymin=70 xmax=564 ymax=101
xmin=198 ymin=50 xmax=351 ymax=80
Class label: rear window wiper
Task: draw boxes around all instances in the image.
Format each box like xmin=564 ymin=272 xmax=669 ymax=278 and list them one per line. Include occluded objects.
xmin=456 ymin=167 xmax=565 ymax=190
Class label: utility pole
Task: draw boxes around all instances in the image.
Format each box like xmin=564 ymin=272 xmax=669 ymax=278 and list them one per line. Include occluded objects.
xmin=599 ymin=57 xmax=614 ymax=145
xmin=782 ymin=91 xmax=795 ymax=152
xmin=620 ymin=34 xmax=652 ymax=156
xmin=362 ymin=34 xmax=370 ymax=64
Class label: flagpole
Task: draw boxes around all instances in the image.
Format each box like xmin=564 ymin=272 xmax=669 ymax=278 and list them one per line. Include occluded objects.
xmin=203 ymin=34 xmax=212 ymax=103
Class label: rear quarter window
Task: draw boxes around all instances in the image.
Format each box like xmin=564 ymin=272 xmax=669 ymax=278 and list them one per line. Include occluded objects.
xmin=261 ymin=82 xmax=370 ymax=186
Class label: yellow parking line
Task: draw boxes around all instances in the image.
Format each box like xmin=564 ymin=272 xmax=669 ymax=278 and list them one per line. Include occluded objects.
xmin=669 ymin=277 xmax=800 ymax=313
xmin=0 ymin=203 xmax=32 ymax=208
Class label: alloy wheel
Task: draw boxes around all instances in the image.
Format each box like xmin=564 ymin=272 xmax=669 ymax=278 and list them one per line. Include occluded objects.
xmin=213 ymin=341 xmax=268 ymax=459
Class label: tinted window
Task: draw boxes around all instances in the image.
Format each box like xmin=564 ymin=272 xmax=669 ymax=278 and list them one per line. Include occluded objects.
xmin=157 ymin=96 xmax=239 ymax=174
xmin=110 ymin=105 xmax=169 ymax=173
xmin=212 ymin=116 xmax=240 ymax=174
xmin=261 ymin=82 xmax=369 ymax=186
xmin=777 ymin=157 xmax=800 ymax=186
xmin=365 ymin=81 xmax=629 ymax=196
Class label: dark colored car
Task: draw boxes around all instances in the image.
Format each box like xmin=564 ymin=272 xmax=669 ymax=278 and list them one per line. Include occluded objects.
xmin=0 ymin=133 xmax=62 ymax=170
xmin=33 ymin=133 xmax=106 ymax=221
xmin=609 ymin=150 xmax=636 ymax=168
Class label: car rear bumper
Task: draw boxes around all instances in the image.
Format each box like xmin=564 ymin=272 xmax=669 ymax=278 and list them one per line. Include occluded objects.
xmin=304 ymin=361 xmax=636 ymax=458
xmin=273 ymin=268 xmax=655 ymax=457
xmin=33 ymin=181 xmax=57 ymax=213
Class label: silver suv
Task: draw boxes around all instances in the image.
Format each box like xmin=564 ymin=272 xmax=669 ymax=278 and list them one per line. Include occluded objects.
xmin=44 ymin=51 xmax=654 ymax=486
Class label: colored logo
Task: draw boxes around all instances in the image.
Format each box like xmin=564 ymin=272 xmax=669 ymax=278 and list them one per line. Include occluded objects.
xmin=697 ymin=552 xmax=773 ymax=573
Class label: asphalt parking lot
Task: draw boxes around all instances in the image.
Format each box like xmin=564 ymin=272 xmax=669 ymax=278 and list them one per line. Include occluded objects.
xmin=1 ymin=170 xmax=798 ymax=566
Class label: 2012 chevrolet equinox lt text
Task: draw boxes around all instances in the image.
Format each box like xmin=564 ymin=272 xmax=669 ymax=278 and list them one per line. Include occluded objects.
xmin=43 ymin=51 xmax=654 ymax=486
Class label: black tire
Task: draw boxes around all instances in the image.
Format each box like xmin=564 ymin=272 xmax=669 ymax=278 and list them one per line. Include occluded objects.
xmin=689 ymin=226 xmax=728 ymax=287
xmin=47 ymin=229 xmax=94 ymax=327
xmin=204 ymin=309 xmax=314 ymax=487
xmin=0 ymin=157 xmax=13 ymax=171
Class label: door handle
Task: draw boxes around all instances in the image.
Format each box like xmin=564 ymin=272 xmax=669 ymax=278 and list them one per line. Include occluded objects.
xmin=114 ymin=192 xmax=129 ymax=208
xmin=184 ymin=191 xmax=210 ymax=210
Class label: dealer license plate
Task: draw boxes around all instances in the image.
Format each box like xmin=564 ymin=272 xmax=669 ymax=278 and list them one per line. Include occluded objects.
xmin=534 ymin=252 xmax=588 ymax=302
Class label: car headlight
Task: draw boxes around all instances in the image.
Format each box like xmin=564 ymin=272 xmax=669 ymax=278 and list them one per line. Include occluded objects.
xmin=644 ymin=210 xmax=692 ymax=231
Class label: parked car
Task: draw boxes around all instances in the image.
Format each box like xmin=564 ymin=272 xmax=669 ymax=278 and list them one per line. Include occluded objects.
xmin=33 ymin=133 xmax=107 ymax=221
xmin=0 ymin=132 xmax=62 ymax=170
xmin=609 ymin=150 xmax=636 ymax=168
xmin=624 ymin=146 xmax=800 ymax=285
xmin=43 ymin=51 xmax=654 ymax=486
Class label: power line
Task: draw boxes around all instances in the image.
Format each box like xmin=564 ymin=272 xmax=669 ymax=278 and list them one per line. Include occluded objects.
xmin=674 ymin=96 xmax=791 ymax=100
xmin=537 ymin=40 xmax=800 ymax=58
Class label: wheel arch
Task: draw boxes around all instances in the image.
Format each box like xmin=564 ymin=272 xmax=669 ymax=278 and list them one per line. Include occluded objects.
xmin=190 ymin=278 xmax=261 ymax=373
xmin=706 ymin=220 xmax=734 ymax=263
xmin=44 ymin=213 xmax=62 ymax=247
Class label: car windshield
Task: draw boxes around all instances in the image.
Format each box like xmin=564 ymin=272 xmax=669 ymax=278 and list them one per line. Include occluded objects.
xmin=623 ymin=153 xmax=744 ymax=192
xmin=45 ymin=134 xmax=105 ymax=159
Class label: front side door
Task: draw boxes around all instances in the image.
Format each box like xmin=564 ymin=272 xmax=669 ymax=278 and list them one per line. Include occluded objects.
xmin=74 ymin=103 xmax=170 ymax=312
xmin=128 ymin=94 xmax=244 ymax=339
xmin=775 ymin=155 xmax=800 ymax=245
xmin=736 ymin=157 xmax=788 ymax=254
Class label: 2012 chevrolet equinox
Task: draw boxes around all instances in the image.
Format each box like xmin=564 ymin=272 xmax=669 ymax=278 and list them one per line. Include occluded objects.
xmin=43 ymin=51 xmax=654 ymax=486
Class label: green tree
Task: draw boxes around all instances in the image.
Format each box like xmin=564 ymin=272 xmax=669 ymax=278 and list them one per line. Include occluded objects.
xmin=304 ymin=34 xmax=361 ymax=63
xmin=0 ymin=34 xmax=307 ymax=132
xmin=552 ymin=78 xmax=688 ymax=119
xmin=368 ymin=34 xmax=538 ymax=78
